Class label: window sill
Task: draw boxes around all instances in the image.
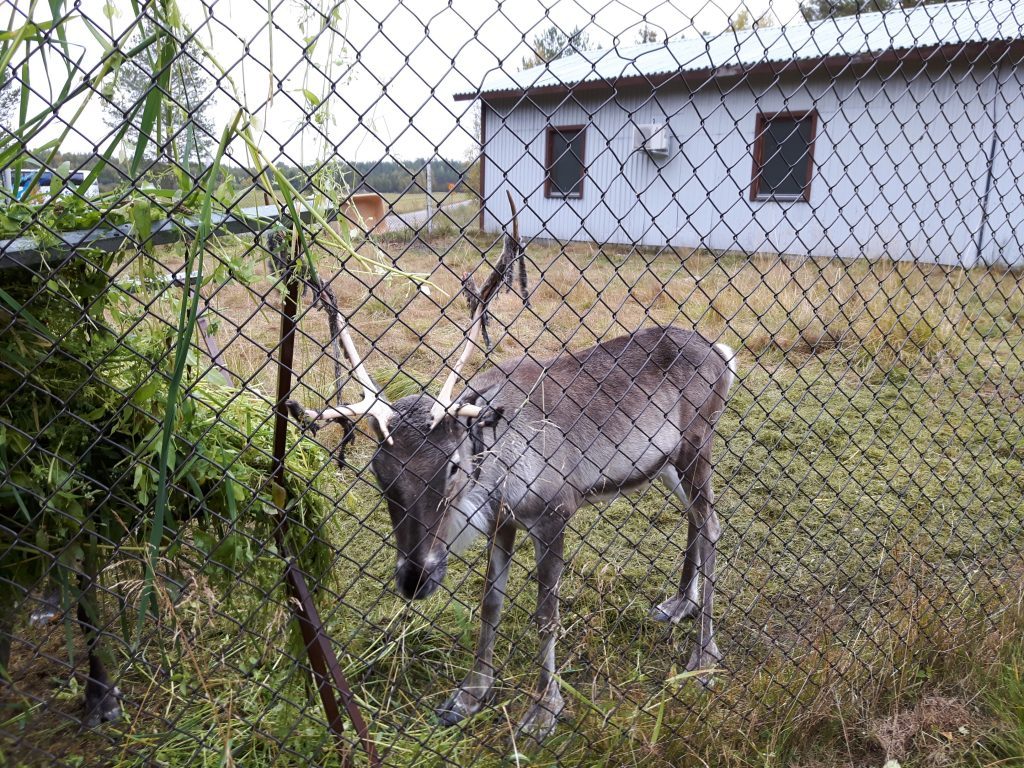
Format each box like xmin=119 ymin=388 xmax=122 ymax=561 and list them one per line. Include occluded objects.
xmin=752 ymin=195 xmax=810 ymax=203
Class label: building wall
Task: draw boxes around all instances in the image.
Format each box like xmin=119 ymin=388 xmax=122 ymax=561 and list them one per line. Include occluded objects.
xmin=480 ymin=62 xmax=1024 ymax=267
xmin=982 ymin=64 xmax=1024 ymax=268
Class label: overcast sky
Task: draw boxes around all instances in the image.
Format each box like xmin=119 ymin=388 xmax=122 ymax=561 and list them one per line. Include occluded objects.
xmin=16 ymin=0 xmax=800 ymax=165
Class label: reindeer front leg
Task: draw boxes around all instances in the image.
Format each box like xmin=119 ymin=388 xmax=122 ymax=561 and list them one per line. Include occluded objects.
xmin=77 ymin=546 xmax=121 ymax=727
xmin=0 ymin=606 xmax=12 ymax=683
xmin=517 ymin=529 xmax=565 ymax=740
xmin=437 ymin=521 xmax=516 ymax=725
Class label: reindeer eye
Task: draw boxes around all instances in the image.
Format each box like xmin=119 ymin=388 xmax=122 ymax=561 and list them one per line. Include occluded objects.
xmin=448 ymin=461 xmax=459 ymax=478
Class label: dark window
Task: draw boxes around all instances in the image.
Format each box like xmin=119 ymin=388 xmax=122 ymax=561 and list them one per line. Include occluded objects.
xmin=751 ymin=111 xmax=817 ymax=202
xmin=545 ymin=126 xmax=586 ymax=199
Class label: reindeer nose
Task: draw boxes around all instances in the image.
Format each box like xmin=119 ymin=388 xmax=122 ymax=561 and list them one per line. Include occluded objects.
xmin=396 ymin=559 xmax=444 ymax=600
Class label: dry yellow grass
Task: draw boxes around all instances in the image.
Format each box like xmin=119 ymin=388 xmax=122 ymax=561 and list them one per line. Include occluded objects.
xmin=192 ymin=234 xmax=1020 ymax=408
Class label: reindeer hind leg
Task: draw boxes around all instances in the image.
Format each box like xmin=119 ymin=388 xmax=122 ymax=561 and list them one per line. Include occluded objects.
xmin=650 ymin=464 xmax=701 ymax=623
xmin=679 ymin=451 xmax=722 ymax=687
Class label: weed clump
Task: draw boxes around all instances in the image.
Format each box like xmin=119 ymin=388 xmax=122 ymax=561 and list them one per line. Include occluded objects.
xmin=0 ymin=250 xmax=334 ymax=644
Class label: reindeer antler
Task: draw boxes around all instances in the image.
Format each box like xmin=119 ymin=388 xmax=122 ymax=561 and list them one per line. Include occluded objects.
xmin=460 ymin=207 xmax=528 ymax=353
xmin=300 ymin=314 xmax=396 ymax=444
xmin=430 ymin=192 xmax=523 ymax=428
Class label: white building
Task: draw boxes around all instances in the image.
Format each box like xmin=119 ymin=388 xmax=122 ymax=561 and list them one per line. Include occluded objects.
xmin=456 ymin=1 xmax=1024 ymax=267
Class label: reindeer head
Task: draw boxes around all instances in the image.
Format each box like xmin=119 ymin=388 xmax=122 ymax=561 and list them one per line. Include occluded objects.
xmin=371 ymin=395 xmax=484 ymax=598
xmin=292 ymin=194 xmax=521 ymax=601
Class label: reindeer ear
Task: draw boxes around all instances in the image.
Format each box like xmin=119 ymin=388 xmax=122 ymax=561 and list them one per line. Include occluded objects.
xmin=364 ymin=413 xmax=391 ymax=443
xmin=285 ymin=399 xmax=310 ymax=424
xmin=480 ymin=405 xmax=504 ymax=428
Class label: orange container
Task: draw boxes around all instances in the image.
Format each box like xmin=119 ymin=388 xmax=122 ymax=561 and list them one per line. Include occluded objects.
xmin=338 ymin=192 xmax=386 ymax=232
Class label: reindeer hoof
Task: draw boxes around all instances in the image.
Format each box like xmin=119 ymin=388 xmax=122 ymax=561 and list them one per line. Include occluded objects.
xmin=684 ymin=644 xmax=722 ymax=689
xmin=516 ymin=687 xmax=565 ymax=742
xmin=29 ymin=591 xmax=61 ymax=626
xmin=83 ymin=685 xmax=122 ymax=727
xmin=436 ymin=686 xmax=491 ymax=727
xmin=649 ymin=595 xmax=699 ymax=624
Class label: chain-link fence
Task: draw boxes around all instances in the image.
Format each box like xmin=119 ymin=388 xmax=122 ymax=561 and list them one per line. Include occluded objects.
xmin=2 ymin=0 xmax=1023 ymax=766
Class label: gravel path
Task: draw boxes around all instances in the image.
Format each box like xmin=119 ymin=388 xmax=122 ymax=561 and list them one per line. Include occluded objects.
xmin=381 ymin=199 xmax=474 ymax=231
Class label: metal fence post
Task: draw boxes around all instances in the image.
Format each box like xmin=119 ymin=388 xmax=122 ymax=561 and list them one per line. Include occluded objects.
xmin=270 ymin=249 xmax=380 ymax=768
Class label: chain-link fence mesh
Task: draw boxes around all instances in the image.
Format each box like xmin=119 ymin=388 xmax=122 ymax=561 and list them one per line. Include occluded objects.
xmin=2 ymin=0 xmax=1023 ymax=765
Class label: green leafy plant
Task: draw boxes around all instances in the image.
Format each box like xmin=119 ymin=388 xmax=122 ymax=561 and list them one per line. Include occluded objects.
xmin=0 ymin=239 xmax=334 ymax=624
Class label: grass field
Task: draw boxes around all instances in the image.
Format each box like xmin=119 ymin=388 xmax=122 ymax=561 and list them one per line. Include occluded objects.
xmin=4 ymin=220 xmax=1024 ymax=767
xmin=382 ymin=190 xmax=475 ymax=215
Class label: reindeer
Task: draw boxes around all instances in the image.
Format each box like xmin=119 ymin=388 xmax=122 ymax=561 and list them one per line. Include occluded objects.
xmin=290 ymin=212 xmax=736 ymax=739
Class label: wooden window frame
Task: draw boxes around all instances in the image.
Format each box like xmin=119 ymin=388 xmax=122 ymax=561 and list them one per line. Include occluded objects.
xmin=544 ymin=125 xmax=587 ymax=200
xmin=750 ymin=110 xmax=818 ymax=203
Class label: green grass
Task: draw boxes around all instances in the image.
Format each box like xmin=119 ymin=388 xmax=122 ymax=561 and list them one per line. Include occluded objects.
xmin=979 ymin=638 xmax=1024 ymax=767
xmin=3 ymin=235 xmax=1023 ymax=767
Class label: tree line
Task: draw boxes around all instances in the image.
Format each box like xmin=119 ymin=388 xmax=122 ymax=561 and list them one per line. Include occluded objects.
xmin=13 ymin=150 xmax=471 ymax=197
xmin=3 ymin=22 xmax=470 ymax=199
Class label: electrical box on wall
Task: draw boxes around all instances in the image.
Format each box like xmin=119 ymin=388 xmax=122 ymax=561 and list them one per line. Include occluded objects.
xmin=635 ymin=123 xmax=670 ymax=157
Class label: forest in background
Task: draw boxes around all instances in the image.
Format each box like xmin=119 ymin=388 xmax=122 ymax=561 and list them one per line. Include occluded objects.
xmin=27 ymin=151 xmax=474 ymax=198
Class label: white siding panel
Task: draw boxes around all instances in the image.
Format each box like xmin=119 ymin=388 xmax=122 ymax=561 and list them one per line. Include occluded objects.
xmin=481 ymin=61 xmax=1020 ymax=265
xmin=982 ymin=68 xmax=1024 ymax=268
xmin=484 ymin=92 xmax=688 ymax=247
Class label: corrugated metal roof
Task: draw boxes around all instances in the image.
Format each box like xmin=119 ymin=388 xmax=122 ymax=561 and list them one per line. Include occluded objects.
xmin=456 ymin=0 xmax=1024 ymax=100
